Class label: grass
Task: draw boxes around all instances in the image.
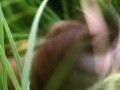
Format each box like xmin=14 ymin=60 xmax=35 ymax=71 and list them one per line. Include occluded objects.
xmin=0 ymin=4 xmax=8 ymax=90
xmin=0 ymin=0 xmax=48 ymax=90
xmin=21 ymin=0 xmax=48 ymax=90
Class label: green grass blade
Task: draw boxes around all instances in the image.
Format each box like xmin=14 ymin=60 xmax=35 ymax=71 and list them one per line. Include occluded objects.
xmin=61 ymin=0 xmax=69 ymax=19
xmin=21 ymin=0 xmax=48 ymax=90
xmin=1 ymin=9 xmax=23 ymax=75
xmin=0 ymin=45 xmax=21 ymax=90
xmin=0 ymin=5 xmax=4 ymax=49
xmin=0 ymin=4 xmax=8 ymax=90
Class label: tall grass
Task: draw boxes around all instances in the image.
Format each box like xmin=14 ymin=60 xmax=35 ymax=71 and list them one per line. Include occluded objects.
xmin=0 ymin=5 xmax=21 ymax=90
xmin=0 ymin=0 xmax=48 ymax=90
xmin=21 ymin=0 xmax=48 ymax=90
xmin=0 ymin=4 xmax=8 ymax=90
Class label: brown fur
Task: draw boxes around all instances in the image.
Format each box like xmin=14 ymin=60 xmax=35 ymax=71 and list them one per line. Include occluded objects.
xmin=6 ymin=20 xmax=115 ymax=90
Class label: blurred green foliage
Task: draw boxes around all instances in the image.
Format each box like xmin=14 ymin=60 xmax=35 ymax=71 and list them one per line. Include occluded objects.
xmin=1 ymin=0 xmax=120 ymax=42
xmin=1 ymin=0 xmax=81 ymax=42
